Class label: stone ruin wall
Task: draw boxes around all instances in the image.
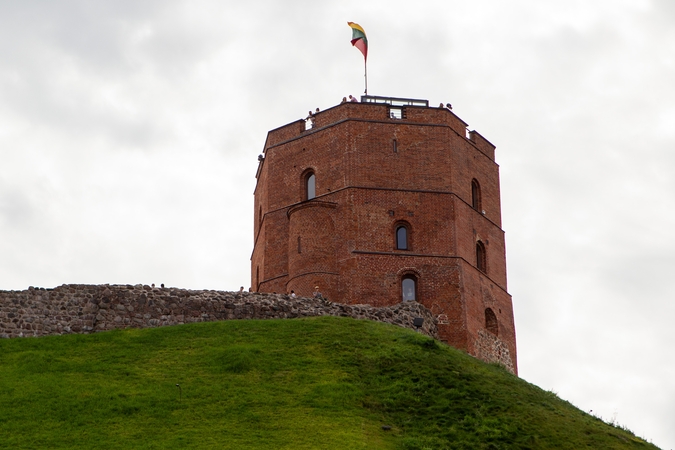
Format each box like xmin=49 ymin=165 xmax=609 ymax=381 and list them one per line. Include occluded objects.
xmin=0 ymin=284 xmax=439 ymax=340
xmin=473 ymin=329 xmax=515 ymax=374
xmin=0 ymin=284 xmax=515 ymax=374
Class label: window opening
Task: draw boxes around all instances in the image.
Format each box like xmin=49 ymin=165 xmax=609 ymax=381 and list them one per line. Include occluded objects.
xmin=476 ymin=240 xmax=486 ymax=273
xmin=485 ymin=308 xmax=498 ymax=335
xmin=306 ymin=173 xmax=316 ymax=200
xmin=402 ymin=276 xmax=416 ymax=302
xmin=393 ymin=139 xmax=398 ymax=153
xmin=396 ymin=226 xmax=408 ymax=250
xmin=471 ymin=179 xmax=482 ymax=211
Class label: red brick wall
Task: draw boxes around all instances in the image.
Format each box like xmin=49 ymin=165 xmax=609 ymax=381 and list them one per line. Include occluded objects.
xmin=252 ymin=100 xmax=517 ymax=373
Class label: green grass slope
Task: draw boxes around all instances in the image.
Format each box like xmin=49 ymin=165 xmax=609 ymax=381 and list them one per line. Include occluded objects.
xmin=0 ymin=317 xmax=657 ymax=450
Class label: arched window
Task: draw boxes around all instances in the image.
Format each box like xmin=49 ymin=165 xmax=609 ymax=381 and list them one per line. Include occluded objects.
xmin=476 ymin=240 xmax=486 ymax=273
xmin=485 ymin=308 xmax=498 ymax=335
xmin=401 ymin=276 xmax=416 ymax=302
xmin=396 ymin=225 xmax=408 ymax=250
xmin=305 ymin=172 xmax=316 ymax=200
xmin=471 ymin=178 xmax=482 ymax=211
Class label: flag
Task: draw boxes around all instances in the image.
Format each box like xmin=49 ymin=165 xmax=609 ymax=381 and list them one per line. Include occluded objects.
xmin=347 ymin=22 xmax=368 ymax=61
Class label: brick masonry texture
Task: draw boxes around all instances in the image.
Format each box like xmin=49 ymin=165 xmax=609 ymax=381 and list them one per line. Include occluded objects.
xmin=0 ymin=284 xmax=440 ymax=341
xmin=252 ymin=98 xmax=517 ymax=374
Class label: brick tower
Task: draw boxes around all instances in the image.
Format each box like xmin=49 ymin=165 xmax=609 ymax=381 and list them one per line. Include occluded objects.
xmin=252 ymin=96 xmax=517 ymax=373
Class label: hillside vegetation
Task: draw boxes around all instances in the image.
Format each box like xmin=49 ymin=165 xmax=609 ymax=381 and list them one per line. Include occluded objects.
xmin=0 ymin=317 xmax=657 ymax=449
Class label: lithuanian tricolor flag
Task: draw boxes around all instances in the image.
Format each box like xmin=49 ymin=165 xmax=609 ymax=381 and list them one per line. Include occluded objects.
xmin=347 ymin=22 xmax=368 ymax=61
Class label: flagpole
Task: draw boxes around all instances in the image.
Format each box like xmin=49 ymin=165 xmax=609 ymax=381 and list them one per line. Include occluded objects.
xmin=364 ymin=60 xmax=368 ymax=95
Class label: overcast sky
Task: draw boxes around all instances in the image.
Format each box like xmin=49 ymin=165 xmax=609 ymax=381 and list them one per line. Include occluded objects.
xmin=1 ymin=0 xmax=673 ymax=447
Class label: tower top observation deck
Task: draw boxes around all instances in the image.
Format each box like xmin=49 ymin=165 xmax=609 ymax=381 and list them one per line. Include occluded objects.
xmin=262 ymin=95 xmax=496 ymax=162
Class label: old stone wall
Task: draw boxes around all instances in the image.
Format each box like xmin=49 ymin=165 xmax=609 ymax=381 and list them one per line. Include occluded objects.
xmin=0 ymin=284 xmax=439 ymax=340
xmin=473 ymin=328 xmax=515 ymax=373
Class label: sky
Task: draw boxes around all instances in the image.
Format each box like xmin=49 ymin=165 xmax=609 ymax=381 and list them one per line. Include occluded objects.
xmin=1 ymin=0 xmax=673 ymax=447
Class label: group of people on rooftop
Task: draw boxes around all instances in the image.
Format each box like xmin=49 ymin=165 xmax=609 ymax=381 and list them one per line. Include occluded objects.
xmin=341 ymin=95 xmax=359 ymax=103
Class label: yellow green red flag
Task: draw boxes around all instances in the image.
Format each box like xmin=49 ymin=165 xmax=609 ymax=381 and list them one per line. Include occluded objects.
xmin=347 ymin=22 xmax=368 ymax=61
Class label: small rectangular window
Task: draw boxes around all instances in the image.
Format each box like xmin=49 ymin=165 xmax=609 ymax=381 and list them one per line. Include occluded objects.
xmin=306 ymin=173 xmax=316 ymax=200
xmin=402 ymin=277 xmax=416 ymax=301
xmin=396 ymin=226 xmax=408 ymax=250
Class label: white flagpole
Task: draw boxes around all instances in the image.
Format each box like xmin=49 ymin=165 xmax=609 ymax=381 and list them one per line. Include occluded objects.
xmin=364 ymin=59 xmax=368 ymax=95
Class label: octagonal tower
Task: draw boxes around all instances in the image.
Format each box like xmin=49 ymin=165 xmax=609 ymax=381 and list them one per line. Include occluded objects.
xmin=251 ymin=96 xmax=517 ymax=373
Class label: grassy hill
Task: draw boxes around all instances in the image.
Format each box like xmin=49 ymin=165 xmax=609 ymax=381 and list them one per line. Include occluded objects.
xmin=0 ymin=317 xmax=658 ymax=449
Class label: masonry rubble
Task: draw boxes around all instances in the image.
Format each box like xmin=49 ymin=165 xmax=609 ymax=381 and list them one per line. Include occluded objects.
xmin=0 ymin=284 xmax=439 ymax=340
xmin=474 ymin=329 xmax=515 ymax=374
